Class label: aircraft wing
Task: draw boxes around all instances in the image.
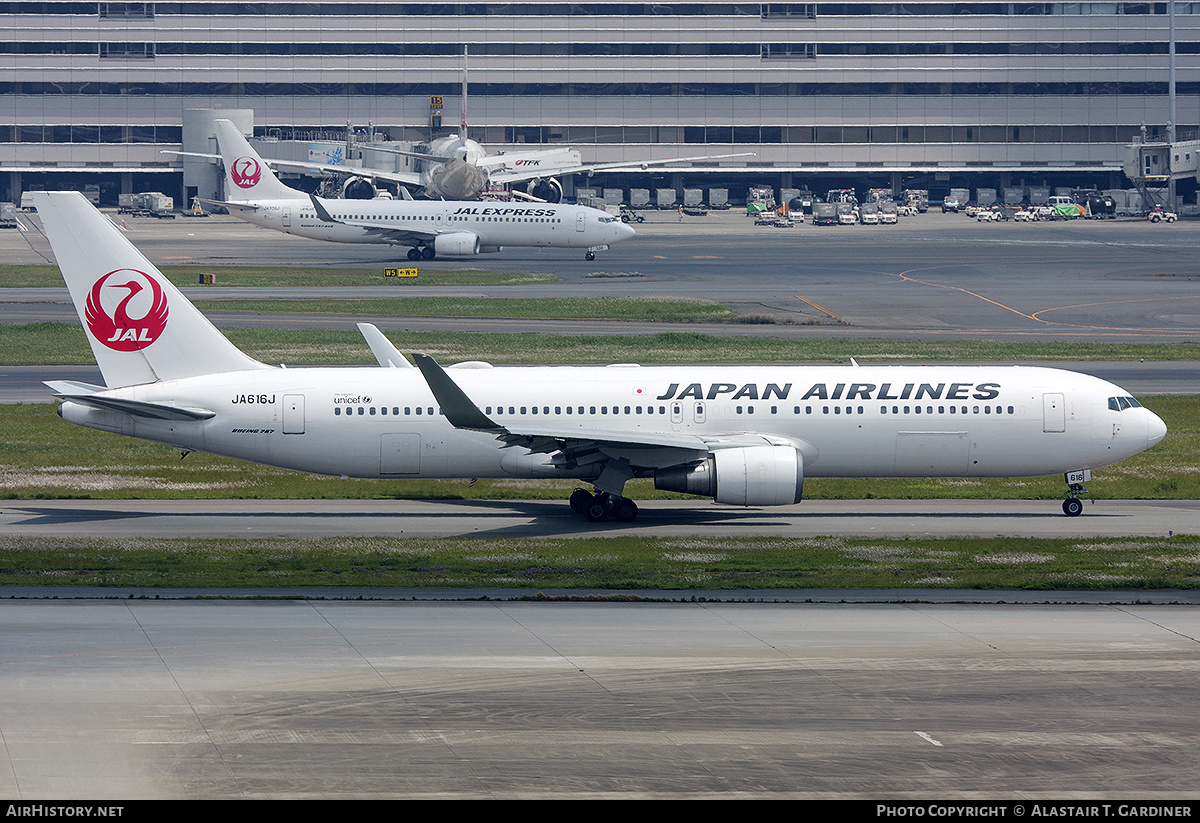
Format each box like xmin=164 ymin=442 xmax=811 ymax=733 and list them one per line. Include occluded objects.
xmin=357 ymin=323 xmax=413 ymax=369
xmin=356 ymin=145 xmax=455 ymax=166
xmin=307 ymin=194 xmax=440 ymax=243
xmin=486 ymin=152 xmax=757 ymax=186
xmin=412 ymin=353 xmax=812 ymax=495
xmin=268 ymin=157 xmax=424 ymax=187
xmin=412 ymin=354 xmax=782 ymax=486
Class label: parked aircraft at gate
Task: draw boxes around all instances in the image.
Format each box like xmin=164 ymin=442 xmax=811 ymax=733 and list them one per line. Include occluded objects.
xmin=37 ymin=191 xmax=1166 ymax=523
xmin=260 ymin=63 xmax=753 ymax=203
xmin=206 ymin=120 xmax=634 ymax=261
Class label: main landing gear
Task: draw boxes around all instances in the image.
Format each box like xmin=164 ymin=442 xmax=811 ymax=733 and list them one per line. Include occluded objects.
xmin=569 ymin=488 xmax=639 ymax=523
xmin=406 ymin=246 xmax=436 ymax=261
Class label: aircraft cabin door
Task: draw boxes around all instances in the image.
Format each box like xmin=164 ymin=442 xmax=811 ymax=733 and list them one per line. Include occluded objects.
xmin=576 ymin=212 xmax=586 ymax=232
xmin=283 ymin=394 xmax=305 ymax=435
xmin=282 ymin=206 xmax=291 ymax=228
xmin=380 ymin=433 xmax=421 ymax=475
xmin=1043 ymin=393 xmax=1065 ymax=433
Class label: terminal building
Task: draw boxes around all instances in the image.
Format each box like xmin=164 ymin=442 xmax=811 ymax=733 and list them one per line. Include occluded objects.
xmin=3 ymin=1 xmax=1199 ymax=207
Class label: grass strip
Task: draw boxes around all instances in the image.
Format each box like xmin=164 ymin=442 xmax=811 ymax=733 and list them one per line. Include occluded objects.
xmin=5 ymin=323 xmax=1200 ymax=366
xmin=191 ymin=296 xmax=738 ymax=322
xmin=0 ymin=533 xmax=1196 ymax=589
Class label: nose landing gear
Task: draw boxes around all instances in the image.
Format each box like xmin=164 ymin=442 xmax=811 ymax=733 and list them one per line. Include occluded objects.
xmin=1062 ymin=470 xmax=1093 ymax=517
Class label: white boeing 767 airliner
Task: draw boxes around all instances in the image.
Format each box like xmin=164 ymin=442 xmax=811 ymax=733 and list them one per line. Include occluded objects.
xmin=38 ymin=191 xmax=1166 ymax=522
xmin=205 ymin=120 xmax=634 ymax=261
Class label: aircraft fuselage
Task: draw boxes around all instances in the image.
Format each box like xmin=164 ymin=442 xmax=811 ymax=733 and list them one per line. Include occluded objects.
xmin=242 ymin=198 xmax=630 ymax=251
xmin=59 ymin=364 xmax=1165 ymax=484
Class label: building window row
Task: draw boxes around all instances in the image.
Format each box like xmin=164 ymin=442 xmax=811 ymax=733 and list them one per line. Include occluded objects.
xmin=16 ymin=41 xmax=1199 ymax=58
xmin=12 ymin=41 xmax=1200 ymax=58
xmin=2 ymin=1 xmax=1195 ymax=14
xmin=5 ymin=124 xmax=182 ymax=142
xmin=4 ymin=80 xmax=1198 ymax=97
xmin=0 ymin=123 xmax=1176 ymax=145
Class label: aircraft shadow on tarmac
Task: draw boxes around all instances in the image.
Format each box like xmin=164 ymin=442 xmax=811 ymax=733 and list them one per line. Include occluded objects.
xmin=4 ymin=498 xmax=1098 ymax=542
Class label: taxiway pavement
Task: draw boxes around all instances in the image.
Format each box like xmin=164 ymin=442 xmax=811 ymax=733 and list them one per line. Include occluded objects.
xmin=1 ymin=497 xmax=1193 ymax=540
xmin=2 ymin=598 xmax=1198 ymax=799
xmin=5 ymin=209 xmax=1200 ymax=342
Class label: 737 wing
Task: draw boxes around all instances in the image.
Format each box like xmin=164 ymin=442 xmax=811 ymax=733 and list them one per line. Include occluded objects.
xmin=270 ymin=157 xmax=423 ymax=189
xmin=308 ymin=194 xmax=440 ymax=244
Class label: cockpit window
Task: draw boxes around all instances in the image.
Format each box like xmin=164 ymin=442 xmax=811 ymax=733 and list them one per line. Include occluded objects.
xmin=1108 ymin=396 xmax=1143 ymax=411
xmin=598 ymin=216 xmax=617 ymax=223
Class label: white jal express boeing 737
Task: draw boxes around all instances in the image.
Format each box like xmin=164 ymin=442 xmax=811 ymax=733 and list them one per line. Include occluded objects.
xmin=37 ymin=192 xmax=1166 ymax=522
xmin=206 ymin=120 xmax=634 ymax=261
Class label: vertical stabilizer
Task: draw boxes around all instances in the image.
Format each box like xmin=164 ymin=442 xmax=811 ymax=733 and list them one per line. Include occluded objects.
xmin=213 ymin=119 xmax=301 ymax=202
xmin=35 ymin=191 xmax=270 ymax=388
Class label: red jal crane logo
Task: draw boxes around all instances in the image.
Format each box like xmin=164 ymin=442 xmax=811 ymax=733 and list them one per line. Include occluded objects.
xmin=84 ymin=270 xmax=169 ymax=351
xmin=230 ymin=156 xmax=262 ymax=189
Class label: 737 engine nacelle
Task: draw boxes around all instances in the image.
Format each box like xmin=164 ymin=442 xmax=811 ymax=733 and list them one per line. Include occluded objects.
xmin=433 ymin=232 xmax=481 ymax=256
xmin=341 ymin=176 xmax=377 ymax=200
xmin=654 ymin=445 xmax=804 ymax=506
xmin=525 ymin=177 xmax=564 ymax=203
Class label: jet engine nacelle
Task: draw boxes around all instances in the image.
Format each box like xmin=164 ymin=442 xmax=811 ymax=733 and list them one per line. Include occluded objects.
xmin=525 ymin=177 xmax=564 ymax=203
xmin=342 ymin=176 xmax=377 ymax=200
xmin=433 ymin=232 xmax=481 ymax=256
xmin=655 ymin=445 xmax=803 ymax=506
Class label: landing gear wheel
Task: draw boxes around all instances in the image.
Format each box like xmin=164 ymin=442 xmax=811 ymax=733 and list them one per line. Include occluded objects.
xmin=421 ymin=246 xmax=436 ymax=260
xmin=613 ymin=498 xmax=639 ymax=523
xmin=585 ymin=251 xmax=596 ymax=261
xmin=407 ymin=247 xmax=421 ymax=262
xmin=1063 ymin=498 xmax=1084 ymax=517
xmin=583 ymin=499 xmax=609 ymax=522
xmin=569 ymin=488 xmax=593 ymax=515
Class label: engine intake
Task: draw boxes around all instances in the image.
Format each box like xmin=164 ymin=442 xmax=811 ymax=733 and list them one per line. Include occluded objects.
xmin=655 ymin=445 xmax=803 ymax=506
xmin=341 ymin=177 xmax=376 ymax=200
xmin=433 ymin=232 xmax=481 ymax=256
xmin=526 ymin=177 xmax=564 ymax=203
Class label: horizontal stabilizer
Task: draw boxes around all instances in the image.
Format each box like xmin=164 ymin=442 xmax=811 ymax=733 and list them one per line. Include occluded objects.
xmin=44 ymin=380 xmax=107 ymax=396
xmin=197 ymin=198 xmax=259 ymax=214
xmin=48 ymin=388 xmax=216 ymax=421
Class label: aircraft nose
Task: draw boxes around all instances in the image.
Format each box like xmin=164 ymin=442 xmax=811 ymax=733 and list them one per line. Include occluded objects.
xmin=618 ymin=223 xmax=636 ymax=240
xmin=1148 ymin=409 xmax=1167 ymax=446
